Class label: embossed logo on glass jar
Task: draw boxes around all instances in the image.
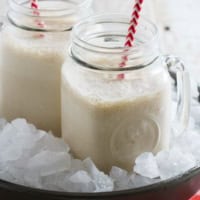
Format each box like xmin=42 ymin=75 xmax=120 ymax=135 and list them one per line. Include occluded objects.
xmin=110 ymin=116 xmax=160 ymax=162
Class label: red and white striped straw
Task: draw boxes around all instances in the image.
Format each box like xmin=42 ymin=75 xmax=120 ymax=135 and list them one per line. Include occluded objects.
xmin=118 ymin=0 xmax=144 ymax=79
xmin=31 ymin=0 xmax=39 ymax=15
xmin=30 ymin=0 xmax=45 ymax=29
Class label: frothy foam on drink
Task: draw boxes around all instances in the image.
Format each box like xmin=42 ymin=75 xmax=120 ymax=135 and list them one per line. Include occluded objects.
xmin=62 ymin=62 xmax=169 ymax=103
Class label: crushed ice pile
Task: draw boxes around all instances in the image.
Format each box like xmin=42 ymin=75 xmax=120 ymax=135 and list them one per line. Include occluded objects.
xmin=0 ymin=83 xmax=200 ymax=192
xmin=0 ymin=118 xmax=113 ymax=192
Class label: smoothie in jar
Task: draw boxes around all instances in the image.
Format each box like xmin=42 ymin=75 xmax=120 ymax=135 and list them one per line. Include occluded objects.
xmin=0 ymin=0 xmax=91 ymax=136
xmin=62 ymin=60 xmax=171 ymax=172
xmin=1 ymin=32 xmax=67 ymax=136
xmin=61 ymin=15 xmax=173 ymax=172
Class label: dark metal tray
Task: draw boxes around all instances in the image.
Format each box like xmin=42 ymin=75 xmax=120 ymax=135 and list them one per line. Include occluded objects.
xmin=0 ymin=166 xmax=200 ymax=200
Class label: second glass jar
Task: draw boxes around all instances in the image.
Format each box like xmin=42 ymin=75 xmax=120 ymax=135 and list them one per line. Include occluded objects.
xmin=0 ymin=0 xmax=91 ymax=136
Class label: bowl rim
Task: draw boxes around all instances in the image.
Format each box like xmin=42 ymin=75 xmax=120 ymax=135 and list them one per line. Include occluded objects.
xmin=0 ymin=166 xmax=200 ymax=198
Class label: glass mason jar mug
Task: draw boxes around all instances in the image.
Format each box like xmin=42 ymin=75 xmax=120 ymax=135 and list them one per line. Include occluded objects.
xmin=62 ymin=15 xmax=190 ymax=172
xmin=0 ymin=0 xmax=92 ymax=137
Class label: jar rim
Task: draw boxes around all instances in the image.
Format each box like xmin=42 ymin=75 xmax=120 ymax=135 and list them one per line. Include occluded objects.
xmin=70 ymin=14 xmax=160 ymax=71
xmin=9 ymin=0 xmax=91 ymax=17
xmin=70 ymin=50 xmax=160 ymax=72
xmin=72 ymin=14 xmax=159 ymax=55
xmin=7 ymin=0 xmax=92 ymax=32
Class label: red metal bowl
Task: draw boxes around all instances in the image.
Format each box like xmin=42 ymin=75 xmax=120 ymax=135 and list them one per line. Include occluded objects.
xmin=0 ymin=166 xmax=200 ymax=200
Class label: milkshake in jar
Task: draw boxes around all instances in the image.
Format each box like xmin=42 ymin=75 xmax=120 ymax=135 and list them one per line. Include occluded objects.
xmin=0 ymin=0 xmax=91 ymax=137
xmin=62 ymin=15 xmax=190 ymax=172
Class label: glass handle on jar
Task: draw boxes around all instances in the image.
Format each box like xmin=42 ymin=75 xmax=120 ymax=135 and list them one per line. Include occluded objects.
xmin=165 ymin=56 xmax=191 ymax=137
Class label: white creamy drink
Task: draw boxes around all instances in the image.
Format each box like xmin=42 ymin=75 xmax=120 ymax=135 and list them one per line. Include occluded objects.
xmin=0 ymin=0 xmax=91 ymax=136
xmin=62 ymin=61 xmax=172 ymax=172
xmin=0 ymin=32 xmax=67 ymax=136
xmin=61 ymin=15 xmax=174 ymax=172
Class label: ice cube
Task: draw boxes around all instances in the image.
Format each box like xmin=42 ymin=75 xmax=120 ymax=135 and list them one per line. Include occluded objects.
xmin=0 ymin=170 xmax=15 ymax=183
xmin=24 ymin=151 xmax=71 ymax=188
xmin=63 ymin=171 xmax=95 ymax=193
xmin=42 ymin=134 xmax=70 ymax=153
xmin=70 ymin=171 xmax=92 ymax=183
xmin=7 ymin=166 xmax=26 ymax=185
xmin=69 ymin=171 xmax=95 ymax=192
xmin=0 ymin=146 xmax=23 ymax=162
xmin=41 ymin=171 xmax=71 ymax=191
xmin=0 ymin=123 xmax=17 ymax=147
xmin=156 ymin=147 xmax=196 ymax=180
xmin=92 ymin=171 xmax=114 ymax=192
xmin=129 ymin=174 xmax=158 ymax=188
xmin=24 ymin=171 xmax=42 ymax=188
xmin=134 ymin=152 xmax=159 ymax=179
xmin=0 ymin=118 xmax=7 ymax=132
xmin=110 ymin=166 xmax=128 ymax=180
xmin=83 ymin=158 xmax=114 ymax=192
xmin=83 ymin=158 xmax=100 ymax=177
xmin=175 ymin=130 xmax=200 ymax=161
xmin=0 ymin=120 xmax=41 ymax=157
xmin=26 ymin=151 xmax=71 ymax=176
xmin=0 ymin=124 xmax=25 ymax=162
xmin=11 ymin=118 xmax=31 ymax=133
xmin=0 ymin=130 xmax=45 ymax=165
xmin=20 ymin=132 xmax=69 ymax=160
xmin=110 ymin=167 xmax=129 ymax=190
xmin=0 ymin=172 xmax=25 ymax=186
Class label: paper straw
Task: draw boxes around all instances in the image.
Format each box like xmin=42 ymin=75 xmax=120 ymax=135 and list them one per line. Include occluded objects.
xmin=118 ymin=0 xmax=144 ymax=79
xmin=30 ymin=0 xmax=45 ymax=30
